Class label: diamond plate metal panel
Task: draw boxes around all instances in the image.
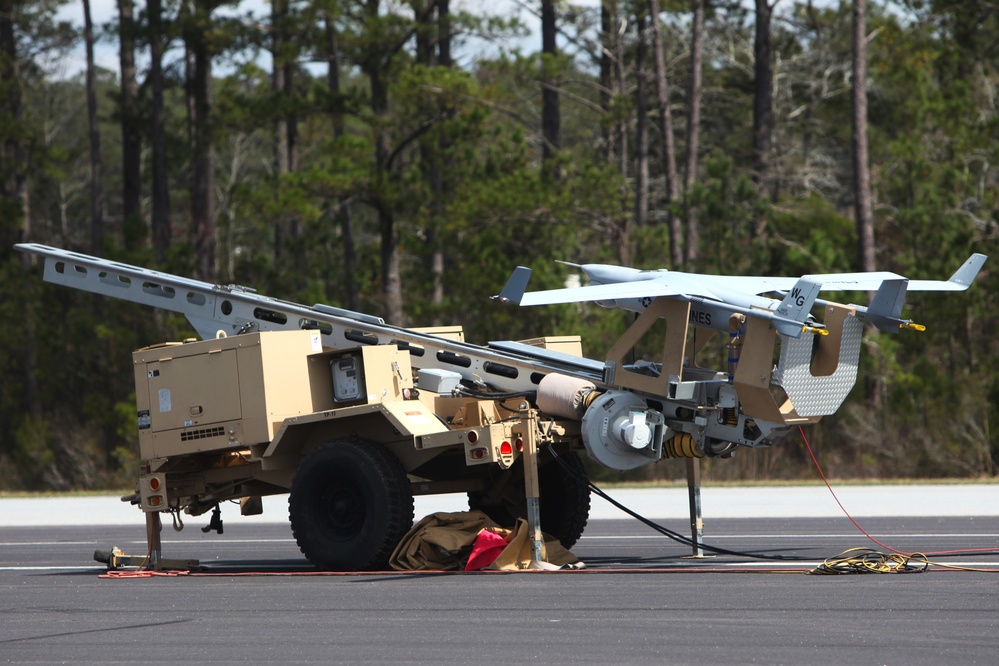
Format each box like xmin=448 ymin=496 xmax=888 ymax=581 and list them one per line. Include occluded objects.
xmin=772 ymin=316 xmax=864 ymax=417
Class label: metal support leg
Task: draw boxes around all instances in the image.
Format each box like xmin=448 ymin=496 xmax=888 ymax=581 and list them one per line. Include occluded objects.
xmin=685 ymin=457 xmax=707 ymax=558
xmin=147 ymin=510 xmax=163 ymax=569
xmin=522 ymin=411 xmax=545 ymax=566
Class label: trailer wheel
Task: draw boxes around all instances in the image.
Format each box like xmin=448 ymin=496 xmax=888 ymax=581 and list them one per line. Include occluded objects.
xmin=289 ymin=437 xmax=414 ymax=571
xmin=468 ymin=449 xmax=590 ymax=549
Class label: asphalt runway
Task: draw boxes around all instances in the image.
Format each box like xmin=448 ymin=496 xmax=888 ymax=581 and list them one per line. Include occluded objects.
xmin=3 ymin=512 xmax=998 ymax=665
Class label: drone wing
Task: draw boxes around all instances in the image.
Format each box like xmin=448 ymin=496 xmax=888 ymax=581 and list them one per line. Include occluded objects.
xmin=496 ymin=254 xmax=987 ymax=308
xmin=495 ymin=267 xmax=718 ymax=306
xmin=704 ymin=254 xmax=987 ymax=295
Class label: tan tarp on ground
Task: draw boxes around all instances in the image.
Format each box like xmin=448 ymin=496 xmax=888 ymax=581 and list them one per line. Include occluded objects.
xmin=389 ymin=510 xmax=582 ymax=571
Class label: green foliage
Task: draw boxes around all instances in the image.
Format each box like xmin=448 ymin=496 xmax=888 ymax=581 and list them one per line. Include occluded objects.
xmin=768 ymin=194 xmax=856 ymax=274
xmin=1 ymin=0 xmax=997 ymax=489
xmin=689 ymin=151 xmax=762 ymax=273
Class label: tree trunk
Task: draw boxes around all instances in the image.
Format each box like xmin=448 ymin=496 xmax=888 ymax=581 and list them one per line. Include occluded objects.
xmin=852 ymin=0 xmax=875 ymax=273
xmin=324 ymin=10 xmax=359 ymax=311
xmin=751 ymin=0 xmax=773 ymax=240
xmin=148 ymin=0 xmax=171 ymax=263
xmin=0 ymin=0 xmax=28 ymax=238
xmin=365 ymin=0 xmax=404 ymax=325
xmin=431 ymin=0 xmax=451 ymax=322
xmin=853 ymin=0 xmax=878 ymax=407
xmin=272 ymin=0 xmax=290 ymax=264
xmin=0 ymin=0 xmax=24 ymax=237
xmin=118 ymin=0 xmax=141 ymax=247
xmin=541 ymin=0 xmax=560 ymax=163
xmin=415 ymin=0 xmax=433 ymax=63
xmin=647 ymin=0 xmax=682 ymax=267
xmin=188 ymin=0 xmax=217 ymax=281
xmin=634 ymin=10 xmax=649 ymax=229
xmin=615 ymin=5 xmax=628 ymax=191
xmin=379 ymin=203 xmax=404 ymax=326
xmin=683 ymin=0 xmax=704 ymax=265
xmin=437 ymin=0 xmax=451 ymax=67
xmin=1 ymin=0 xmax=38 ymax=417
xmin=84 ymin=0 xmax=103 ymax=253
xmin=600 ymin=1 xmax=614 ymax=165
xmin=415 ymin=0 xmax=444 ymax=319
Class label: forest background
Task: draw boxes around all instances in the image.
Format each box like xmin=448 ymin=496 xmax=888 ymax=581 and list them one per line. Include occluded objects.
xmin=0 ymin=0 xmax=996 ymax=491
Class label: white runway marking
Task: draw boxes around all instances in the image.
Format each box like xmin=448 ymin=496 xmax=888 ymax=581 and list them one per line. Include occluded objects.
xmin=580 ymin=533 xmax=999 ymax=540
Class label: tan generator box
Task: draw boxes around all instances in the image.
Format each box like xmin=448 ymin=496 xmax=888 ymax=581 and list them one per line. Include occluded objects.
xmin=133 ymin=330 xmax=329 ymax=459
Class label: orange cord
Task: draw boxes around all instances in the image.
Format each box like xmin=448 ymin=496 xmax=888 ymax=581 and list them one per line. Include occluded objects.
xmin=799 ymin=425 xmax=999 ymax=558
xmin=798 ymin=426 xmax=907 ymax=554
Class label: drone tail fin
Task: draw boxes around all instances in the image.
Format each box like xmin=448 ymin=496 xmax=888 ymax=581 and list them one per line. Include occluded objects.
xmin=493 ymin=266 xmax=532 ymax=305
xmin=775 ymin=277 xmax=822 ymax=322
xmin=772 ymin=277 xmax=823 ymax=337
xmin=947 ymin=253 xmax=987 ymax=288
xmin=864 ymin=279 xmax=926 ymax=332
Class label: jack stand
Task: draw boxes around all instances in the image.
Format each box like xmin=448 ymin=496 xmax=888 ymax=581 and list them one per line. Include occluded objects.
xmin=93 ymin=512 xmax=201 ymax=571
xmin=683 ymin=457 xmax=712 ymax=559
xmin=201 ymin=504 xmax=224 ymax=534
xmin=521 ymin=409 xmax=546 ymax=568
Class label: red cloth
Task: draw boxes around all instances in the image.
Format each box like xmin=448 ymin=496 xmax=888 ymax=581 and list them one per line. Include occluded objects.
xmin=464 ymin=528 xmax=510 ymax=571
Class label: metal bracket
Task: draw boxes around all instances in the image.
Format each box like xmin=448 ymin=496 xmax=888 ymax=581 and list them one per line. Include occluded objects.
xmin=93 ymin=512 xmax=201 ymax=571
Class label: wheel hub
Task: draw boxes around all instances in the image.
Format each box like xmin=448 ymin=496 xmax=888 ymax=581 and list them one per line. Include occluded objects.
xmin=324 ymin=482 xmax=365 ymax=535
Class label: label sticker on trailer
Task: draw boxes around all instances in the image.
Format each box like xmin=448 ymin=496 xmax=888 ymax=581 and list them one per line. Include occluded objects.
xmin=404 ymin=410 xmax=429 ymax=425
xmin=158 ymin=388 xmax=172 ymax=413
xmin=309 ymin=330 xmax=322 ymax=352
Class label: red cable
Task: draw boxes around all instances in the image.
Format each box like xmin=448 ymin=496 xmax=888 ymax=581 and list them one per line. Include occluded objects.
xmin=799 ymin=426 xmax=999 ymax=557
xmin=798 ymin=426 xmax=908 ymax=555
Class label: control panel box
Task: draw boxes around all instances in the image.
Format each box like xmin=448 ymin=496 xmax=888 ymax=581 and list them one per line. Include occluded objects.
xmin=328 ymin=344 xmax=415 ymax=405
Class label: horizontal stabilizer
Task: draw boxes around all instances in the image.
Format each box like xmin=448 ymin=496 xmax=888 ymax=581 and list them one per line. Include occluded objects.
xmin=907 ymin=253 xmax=987 ymax=291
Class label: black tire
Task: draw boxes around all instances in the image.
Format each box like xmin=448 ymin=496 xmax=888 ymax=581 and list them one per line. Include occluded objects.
xmin=468 ymin=449 xmax=590 ymax=549
xmin=289 ymin=437 xmax=414 ymax=571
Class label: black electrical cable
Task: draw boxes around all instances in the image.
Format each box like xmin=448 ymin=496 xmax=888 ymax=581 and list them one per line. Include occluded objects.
xmin=454 ymin=385 xmax=538 ymax=401
xmin=547 ymin=441 xmax=998 ymax=573
xmin=543 ymin=443 xmax=808 ymax=562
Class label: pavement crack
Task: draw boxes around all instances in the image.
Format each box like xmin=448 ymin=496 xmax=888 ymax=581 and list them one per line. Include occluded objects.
xmin=0 ymin=618 xmax=192 ymax=644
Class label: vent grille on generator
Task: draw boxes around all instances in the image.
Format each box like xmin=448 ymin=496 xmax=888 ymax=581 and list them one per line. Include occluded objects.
xmin=181 ymin=426 xmax=226 ymax=442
